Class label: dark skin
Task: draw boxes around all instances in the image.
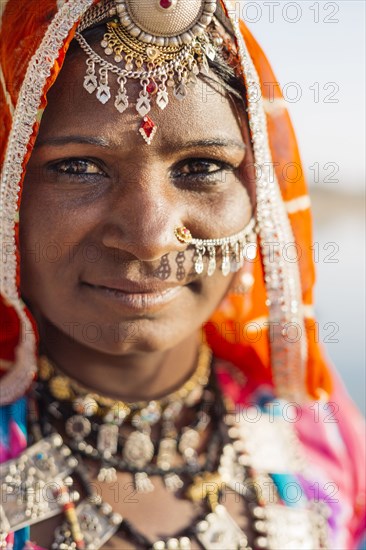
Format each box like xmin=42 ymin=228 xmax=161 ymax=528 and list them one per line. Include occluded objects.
xmin=19 ymin=38 xmax=255 ymax=547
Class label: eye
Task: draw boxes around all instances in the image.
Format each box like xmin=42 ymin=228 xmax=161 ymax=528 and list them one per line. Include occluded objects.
xmin=172 ymin=158 xmax=235 ymax=184
xmin=48 ymin=158 xmax=107 ymax=179
xmin=179 ymin=159 xmax=224 ymax=175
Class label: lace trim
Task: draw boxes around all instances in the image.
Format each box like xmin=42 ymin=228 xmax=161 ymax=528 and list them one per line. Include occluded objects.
xmin=0 ymin=0 xmax=94 ymax=405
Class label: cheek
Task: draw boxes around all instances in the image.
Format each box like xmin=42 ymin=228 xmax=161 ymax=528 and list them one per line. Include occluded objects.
xmin=19 ymin=177 xmax=101 ymax=256
xmin=221 ymin=182 xmax=252 ymax=225
xmin=192 ymin=179 xmax=252 ymax=236
xmin=18 ymin=182 xmax=87 ymax=306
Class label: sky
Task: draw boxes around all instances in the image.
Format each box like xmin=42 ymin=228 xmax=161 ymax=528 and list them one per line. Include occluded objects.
xmin=244 ymin=0 xmax=365 ymax=193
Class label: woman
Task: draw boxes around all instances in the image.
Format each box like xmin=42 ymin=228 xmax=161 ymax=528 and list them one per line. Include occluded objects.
xmin=0 ymin=0 xmax=365 ymax=548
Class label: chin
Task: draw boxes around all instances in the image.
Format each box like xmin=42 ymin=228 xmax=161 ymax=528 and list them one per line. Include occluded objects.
xmin=54 ymin=315 xmax=190 ymax=356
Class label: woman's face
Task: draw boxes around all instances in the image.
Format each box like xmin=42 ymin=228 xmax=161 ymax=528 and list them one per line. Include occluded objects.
xmin=19 ymin=40 xmax=253 ymax=355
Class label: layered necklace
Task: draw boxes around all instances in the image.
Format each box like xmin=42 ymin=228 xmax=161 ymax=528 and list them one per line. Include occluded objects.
xmin=35 ymin=344 xmax=213 ymax=492
xmin=0 ymin=347 xmax=330 ymax=550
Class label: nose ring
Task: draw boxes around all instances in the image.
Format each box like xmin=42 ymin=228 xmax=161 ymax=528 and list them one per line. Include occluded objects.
xmin=174 ymin=226 xmax=192 ymax=244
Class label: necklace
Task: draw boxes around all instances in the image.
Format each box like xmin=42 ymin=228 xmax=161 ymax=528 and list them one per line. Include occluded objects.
xmin=38 ymin=341 xmax=212 ymax=408
xmin=0 ymin=359 xmax=330 ymax=550
xmin=36 ymin=344 xmax=213 ymax=491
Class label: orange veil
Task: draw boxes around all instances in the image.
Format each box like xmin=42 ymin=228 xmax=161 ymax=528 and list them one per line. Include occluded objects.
xmin=0 ymin=0 xmax=332 ymax=404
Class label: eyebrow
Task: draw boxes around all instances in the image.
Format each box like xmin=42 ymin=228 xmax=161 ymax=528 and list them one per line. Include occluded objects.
xmin=34 ymin=135 xmax=111 ymax=148
xmin=179 ymin=138 xmax=246 ymax=151
xmin=34 ymin=135 xmax=246 ymax=151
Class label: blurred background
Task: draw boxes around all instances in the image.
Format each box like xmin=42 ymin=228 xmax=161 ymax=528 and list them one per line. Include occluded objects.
xmin=244 ymin=0 xmax=365 ymax=412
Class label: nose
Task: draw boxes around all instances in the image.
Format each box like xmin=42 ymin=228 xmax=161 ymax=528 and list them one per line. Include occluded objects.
xmin=101 ymin=177 xmax=188 ymax=262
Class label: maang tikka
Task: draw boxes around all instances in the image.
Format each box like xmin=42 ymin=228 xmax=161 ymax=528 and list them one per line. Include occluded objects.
xmin=76 ymin=0 xmax=220 ymax=143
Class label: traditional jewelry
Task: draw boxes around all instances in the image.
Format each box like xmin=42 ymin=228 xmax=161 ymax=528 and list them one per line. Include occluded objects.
xmin=75 ymin=0 xmax=220 ymax=143
xmin=0 ymin=367 xmax=330 ymax=549
xmin=177 ymin=217 xmax=257 ymax=276
xmin=36 ymin=343 xmax=213 ymax=490
xmin=174 ymin=226 xmax=192 ymax=244
xmin=190 ymin=217 xmax=257 ymax=276
xmin=0 ymin=434 xmax=79 ymax=533
xmin=38 ymin=342 xmax=211 ymax=409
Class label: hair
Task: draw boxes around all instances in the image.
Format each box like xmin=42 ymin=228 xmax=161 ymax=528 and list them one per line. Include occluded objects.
xmin=207 ymin=54 xmax=247 ymax=105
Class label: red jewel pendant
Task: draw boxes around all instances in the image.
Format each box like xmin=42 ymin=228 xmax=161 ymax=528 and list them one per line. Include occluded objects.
xmin=159 ymin=0 xmax=176 ymax=9
xmin=146 ymin=79 xmax=158 ymax=95
xmin=139 ymin=116 xmax=157 ymax=145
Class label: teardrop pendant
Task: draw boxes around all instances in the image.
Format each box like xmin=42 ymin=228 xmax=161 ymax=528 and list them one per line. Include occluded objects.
xmin=195 ymin=252 xmax=204 ymax=275
xmin=207 ymin=247 xmax=216 ymax=277
xmin=221 ymin=245 xmax=231 ymax=276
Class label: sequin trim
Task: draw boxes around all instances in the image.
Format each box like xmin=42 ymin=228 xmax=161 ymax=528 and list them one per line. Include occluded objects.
xmin=226 ymin=9 xmax=308 ymax=400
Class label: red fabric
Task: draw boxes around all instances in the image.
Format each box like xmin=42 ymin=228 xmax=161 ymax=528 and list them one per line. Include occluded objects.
xmin=0 ymin=295 xmax=20 ymax=364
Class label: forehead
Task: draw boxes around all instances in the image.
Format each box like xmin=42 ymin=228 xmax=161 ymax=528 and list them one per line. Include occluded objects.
xmin=38 ymin=42 xmax=245 ymax=152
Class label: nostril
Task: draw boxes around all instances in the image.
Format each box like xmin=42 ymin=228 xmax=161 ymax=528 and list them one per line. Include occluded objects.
xmin=101 ymin=213 xmax=190 ymax=262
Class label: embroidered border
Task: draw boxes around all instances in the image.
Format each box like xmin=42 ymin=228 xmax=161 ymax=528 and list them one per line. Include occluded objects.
xmin=0 ymin=0 xmax=94 ymax=405
xmin=226 ymin=6 xmax=308 ymax=400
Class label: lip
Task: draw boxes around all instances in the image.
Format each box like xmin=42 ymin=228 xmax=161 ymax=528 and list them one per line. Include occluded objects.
xmin=81 ymin=279 xmax=185 ymax=312
xmin=84 ymin=278 xmax=184 ymax=294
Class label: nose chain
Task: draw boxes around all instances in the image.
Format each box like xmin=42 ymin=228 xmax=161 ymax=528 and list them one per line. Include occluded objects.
xmin=175 ymin=217 xmax=257 ymax=276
